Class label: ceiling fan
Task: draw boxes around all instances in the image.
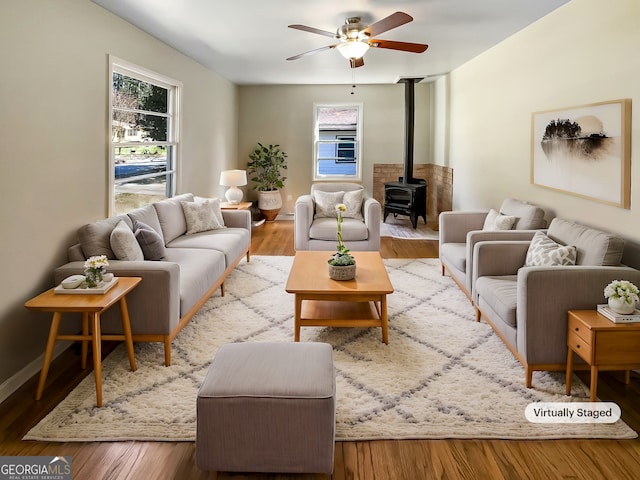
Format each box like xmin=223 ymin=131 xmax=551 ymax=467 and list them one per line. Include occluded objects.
xmin=286 ymin=11 xmax=428 ymax=68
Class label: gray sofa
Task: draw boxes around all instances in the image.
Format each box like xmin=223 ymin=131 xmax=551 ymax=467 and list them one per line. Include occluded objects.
xmin=55 ymin=193 xmax=251 ymax=366
xmin=439 ymin=198 xmax=547 ymax=302
xmin=473 ymin=218 xmax=640 ymax=387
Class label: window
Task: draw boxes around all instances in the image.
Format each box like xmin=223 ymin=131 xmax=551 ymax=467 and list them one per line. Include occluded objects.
xmin=313 ymin=103 xmax=362 ymax=180
xmin=109 ymin=56 xmax=182 ymax=215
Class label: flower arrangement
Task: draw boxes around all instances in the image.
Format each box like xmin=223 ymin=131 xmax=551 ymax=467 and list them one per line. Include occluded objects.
xmin=604 ymin=279 xmax=639 ymax=305
xmin=328 ymin=204 xmax=355 ymax=267
xmin=84 ymin=255 xmax=109 ymax=288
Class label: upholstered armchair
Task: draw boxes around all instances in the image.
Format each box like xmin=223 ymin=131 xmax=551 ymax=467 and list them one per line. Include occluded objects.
xmin=294 ymin=183 xmax=381 ymax=251
xmin=439 ymin=198 xmax=547 ymax=302
xmin=473 ymin=218 xmax=640 ymax=388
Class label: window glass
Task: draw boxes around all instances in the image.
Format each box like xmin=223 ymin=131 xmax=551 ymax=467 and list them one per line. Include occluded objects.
xmin=313 ymin=104 xmax=362 ymax=180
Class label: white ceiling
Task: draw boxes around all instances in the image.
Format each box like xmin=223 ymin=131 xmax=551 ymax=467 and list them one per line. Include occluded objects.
xmin=92 ymin=0 xmax=570 ymax=85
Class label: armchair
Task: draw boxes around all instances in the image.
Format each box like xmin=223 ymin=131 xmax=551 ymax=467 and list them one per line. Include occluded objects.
xmin=439 ymin=198 xmax=547 ymax=302
xmin=294 ymin=183 xmax=381 ymax=251
xmin=473 ymin=218 xmax=640 ymax=388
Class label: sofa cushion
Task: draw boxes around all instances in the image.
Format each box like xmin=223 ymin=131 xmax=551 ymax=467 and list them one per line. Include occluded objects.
xmin=134 ymin=220 xmax=166 ymax=260
xmin=153 ymin=193 xmax=194 ymax=243
xmin=525 ymin=231 xmax=577 ymax=267
xmin=167 ymin=228 xmax=250 ymax=267
xmin=342 ymin=189 xmax=364 ymax=221
xmin=475 ymin=275 xmax=518 ymax=327
xmin=313 ymin=190 xmax=344 ymax=218
xmin=547 ymin=218 xmax=624 ymax=266
xmin=309 ymin=217 xmax=368 ymax=242
xmin=78 ymin=214 xmax=132 ymax=259
xmin=127 ymin=204 xmax=163 ymax=238
xmin=181 ymin=200 xmax=225 ymax=234
xmin=110 ymin=220 xmax=144 ymax=261
xmin=499 ymin=198 xmax=546 ymax=230
xmin=195 ymin=196 xmax=225 ymax=227
xmin=483 ymin=209 xmax=516 ymax=231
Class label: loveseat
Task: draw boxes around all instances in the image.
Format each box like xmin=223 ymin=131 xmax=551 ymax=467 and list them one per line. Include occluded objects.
xmin=473 ymin=218 xmax=640 ymax=387
xmin=439 ymin=198 xmax=547 ymax=302
xmin=54 ymin=193 xmax=251 ymax=366
xmin=294 ymin=183 xmax=381 ymax=251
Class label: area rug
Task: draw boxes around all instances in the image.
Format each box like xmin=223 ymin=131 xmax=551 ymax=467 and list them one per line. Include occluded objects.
xmin=380 ymin=216 xmax=439 ymax=240
xmin=25 ymin=257 xmax=636 ymax=442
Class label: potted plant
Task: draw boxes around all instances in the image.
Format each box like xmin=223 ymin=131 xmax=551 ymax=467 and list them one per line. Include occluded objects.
xmin=604 ymin=279 xmax=639 ymax=314
xmin=328 ymin=204 xmax=356 ymax=280
xmin=247 ymin=143 xmax=288 ymax=221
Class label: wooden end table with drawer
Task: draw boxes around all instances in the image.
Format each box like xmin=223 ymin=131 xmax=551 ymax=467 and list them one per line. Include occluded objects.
xmin=25 ymin=277 xmax=141 ymax=407
xmin=566 ymin=309 xmax=640 ymax=402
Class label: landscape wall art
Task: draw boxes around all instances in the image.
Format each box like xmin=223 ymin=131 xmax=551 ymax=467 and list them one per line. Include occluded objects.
xmin=531 ymin=99 xmax=631 ymax=208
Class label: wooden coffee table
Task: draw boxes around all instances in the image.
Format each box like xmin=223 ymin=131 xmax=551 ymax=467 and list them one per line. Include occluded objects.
xmin=285 ymin=251 xmax=394 ymax=343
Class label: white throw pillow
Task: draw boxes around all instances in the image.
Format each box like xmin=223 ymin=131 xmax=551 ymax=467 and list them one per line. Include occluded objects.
xmin=342 ymin=189 xmax=364 ymax=221
xmin=483 ymin=209 xmax=516 ymax=231
xmin=313 ymin=190 xmax=344 ymax=218
xmin=525 ymin=231 xmax=577 ymax=266
xmin=195 ymin=196 xmax=225 ymax=227
xmin=181 ymin=200 xmax=224 ymax=234
xmin=110 ymin=220 xmax=144 ymax=261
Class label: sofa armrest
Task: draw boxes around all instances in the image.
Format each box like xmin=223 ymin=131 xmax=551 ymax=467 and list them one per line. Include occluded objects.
xmin=221 ymin=209 xmax=251 ymax=230
xmin=439 ymin=211 xmax=488 ymax=244
xmin=363 ymin=197 xmax=381 ymax=230
xmin=294 ymin=195 xmax=314 ymax=250
xmin=466 ymin=230 xmax=543 ymax=274
xmin=473 ymin=241 xmax=530 ymax=278
xmin=516 ymin=265 xmax=640 ymax=364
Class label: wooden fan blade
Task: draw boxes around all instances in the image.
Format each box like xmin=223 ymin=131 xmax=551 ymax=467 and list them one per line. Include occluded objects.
xmin=286 ymin=45 xmax=336 ymax=61
xmin=369 ymin=39 xmax=428 ymax=53
xmin=288 ymin=24 xmax=337 ymax=38
xmin=365 ymin=11 xmax=413 ymax=37
xmin=350 ymin=57 xmax=365 ymax=68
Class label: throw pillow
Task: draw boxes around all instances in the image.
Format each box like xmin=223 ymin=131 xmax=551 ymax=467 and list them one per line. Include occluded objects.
xmin=525 ymin=231 xmax=577 ymax=267
xmin=110 ymin=220 xmax=144 ymax=261
xmin=181 ymin=200 xmax=224 ymax=234
xmin=483 ymin=209 xmax=517 ymax=231
xmin=313 ymin=190 xmax=344 ymax=218
xmin=195 ymin=196 xmax=225 ymax=227
xmin=134 ymin=220 xmax=166 ymax=261
xmin=342 ymin=189 xmax=364 ymax=221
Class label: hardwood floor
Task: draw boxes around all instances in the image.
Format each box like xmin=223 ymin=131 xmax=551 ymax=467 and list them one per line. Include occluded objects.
xmin=2 ymin=220 xmax=639 ymax=479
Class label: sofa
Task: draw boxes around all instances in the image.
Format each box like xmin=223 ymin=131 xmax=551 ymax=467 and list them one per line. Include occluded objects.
xmin=54 ymin=193 xmax=251 ymax=366
xmin=294 ymin=183 xmax=381 ymax=251
xmin=473 ymin=218 xmax=640 ymax=387
xmin=439 ymin=198 xmax=547 ymax=302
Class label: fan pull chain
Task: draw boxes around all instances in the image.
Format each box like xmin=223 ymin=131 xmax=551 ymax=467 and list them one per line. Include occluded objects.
xmin=351 ymin=69 xmax=356 ymax=95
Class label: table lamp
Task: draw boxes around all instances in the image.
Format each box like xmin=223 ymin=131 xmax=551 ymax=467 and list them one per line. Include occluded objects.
xmin=219 ymin=169 xmax=247 ymax=204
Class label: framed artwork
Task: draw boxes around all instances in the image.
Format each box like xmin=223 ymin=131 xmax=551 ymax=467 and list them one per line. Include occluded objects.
xmin=531 ymin=99 xmax=631 ymax=208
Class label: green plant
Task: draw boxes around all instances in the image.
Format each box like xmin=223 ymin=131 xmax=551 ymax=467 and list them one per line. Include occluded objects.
xmin=328 ymin=204 xmax=356 ymax=266
xmin=247 ymin=143 xmax=288 ymax=191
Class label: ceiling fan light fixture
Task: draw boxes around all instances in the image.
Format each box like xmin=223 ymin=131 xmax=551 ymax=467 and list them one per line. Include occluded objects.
xmin=336 ymin=40 xmax=370 ymax=60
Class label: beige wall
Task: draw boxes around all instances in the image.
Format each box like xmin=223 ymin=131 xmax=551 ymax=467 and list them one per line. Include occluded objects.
xmin=237 ymin=83 xmax=432 ymax=214
xmin=0 ymin=0 xmax=237 ymax=392
xmin=439 ymin=0 xmax=640 ymax=244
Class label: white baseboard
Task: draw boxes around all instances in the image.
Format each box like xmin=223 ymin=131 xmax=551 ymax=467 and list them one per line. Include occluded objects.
xmin=0 ymin=342 xmax=71 ymax=405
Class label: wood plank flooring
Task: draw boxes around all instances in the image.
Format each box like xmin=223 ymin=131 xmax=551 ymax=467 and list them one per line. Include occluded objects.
xmin=1 ymin=220 xmax=639 ymax=479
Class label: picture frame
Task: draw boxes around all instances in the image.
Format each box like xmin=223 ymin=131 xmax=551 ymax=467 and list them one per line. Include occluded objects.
xmin=530 ymin=99 xmax=631 ymax=208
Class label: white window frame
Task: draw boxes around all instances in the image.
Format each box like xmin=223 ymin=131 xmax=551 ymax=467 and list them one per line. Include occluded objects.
xmin=108 ymin=55 xmax=182 ymax=215
xmin=313 ymin=103 xmax=363 ymax=181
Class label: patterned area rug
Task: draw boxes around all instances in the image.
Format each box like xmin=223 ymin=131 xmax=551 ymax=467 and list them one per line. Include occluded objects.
xmin=380 ymin=216 xmax=439 ymax=240
xmin=25 ymin=257 xmax=636 ymax=442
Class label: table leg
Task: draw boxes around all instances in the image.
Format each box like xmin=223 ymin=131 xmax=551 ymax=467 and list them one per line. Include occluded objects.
xmin=589 ymin=366 xmax=598 ymax=402
xmin=294 ymin=295 xmax=302 ymax=342
xmin=91 ymin=313 xmax=103 ymax=407
xmin=381 ymin=295 xmax=389 ymax=345
xmin=36 ymin=312 xmax=61 ymax=400
xmin=81 ymin=312 xmax=89 ymax=369
xmin=118 ymin=297 xmax=137 ymax=372
xmin=565 ymin=348 xmax=574 ymax=396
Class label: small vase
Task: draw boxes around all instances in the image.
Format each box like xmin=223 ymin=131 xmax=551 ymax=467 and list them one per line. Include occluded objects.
xmin=85 ymin=269 xmax=104 ymax=288
xmin=608 ymin=297 xmax=635 ymax=315
xmin=328 ymin=264 xmax=356 ymax=281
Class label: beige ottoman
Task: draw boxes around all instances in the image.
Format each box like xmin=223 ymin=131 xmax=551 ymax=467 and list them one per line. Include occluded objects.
xmin=196 ymin=342 xmax=336 ymax=474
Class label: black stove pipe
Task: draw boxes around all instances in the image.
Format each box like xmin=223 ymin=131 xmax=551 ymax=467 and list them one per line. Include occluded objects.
xmin=397 ymin=77 xmax=423 ymax=184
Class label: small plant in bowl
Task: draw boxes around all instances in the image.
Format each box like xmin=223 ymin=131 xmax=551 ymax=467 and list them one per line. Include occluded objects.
xmin=328 ymin=204 xmax=356 ymax=280
xmin=604 ymin=279 xmax=639 ymax=314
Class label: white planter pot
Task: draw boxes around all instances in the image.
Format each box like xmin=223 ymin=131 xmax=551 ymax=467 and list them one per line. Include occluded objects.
xmin=608 ymin=297 xmax=636 ymax=314
xmin=258 ymin=190 xmax=282 ymax=221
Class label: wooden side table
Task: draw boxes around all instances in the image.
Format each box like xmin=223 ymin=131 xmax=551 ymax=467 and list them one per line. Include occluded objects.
xmin=25 ymin=277 xmax=141 ymax=407
xmin=566 ymin=310 xmax=640 ymax=402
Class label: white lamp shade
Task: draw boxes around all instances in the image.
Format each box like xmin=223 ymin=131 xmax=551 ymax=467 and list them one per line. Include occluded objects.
xmin=336 ymin=40 xmax=370 ymax=59
xmin=219 ymin=169 xmax=247 ymax=187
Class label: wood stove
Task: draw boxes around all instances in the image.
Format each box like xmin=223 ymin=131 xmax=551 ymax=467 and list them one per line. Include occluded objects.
xmin=383 ymin=77 xmax=427 ymax=229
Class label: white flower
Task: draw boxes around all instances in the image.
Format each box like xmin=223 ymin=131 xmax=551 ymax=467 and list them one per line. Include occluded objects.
xmin=604 ymin=280 xmax=639 ymax=305
xmin=335 ymin=203 xmax=347 ymax=213
xmin=84 ymin=255 xmax=109 ymax=270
